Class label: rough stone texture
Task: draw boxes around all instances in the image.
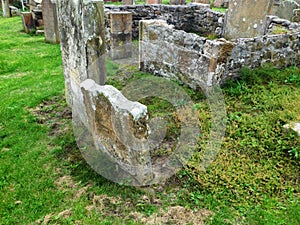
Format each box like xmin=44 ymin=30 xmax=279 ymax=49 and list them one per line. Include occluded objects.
xmin=139 ymin=20 xmax=233 ymax=87
xmin=105 ymin=4 xmax=224 ymax=40
xmin=283 ymin=123 xmax=300 ymax=137
xmin=21 ymin=12 xmax=34 ymax=33
xmin=78 ymin=79 xmax=152 ymax=185
xmin=170 ymin=0 xmax=186 ymax=5
xmin=293 ymin=9 xmax=300 ymax=22
xmin=32 ymin=9 xmax=43 ymax=28
xmin=56 ymin=0 xmax=106 ymax=106
xmin=213 ymin=0 xmax=229 ymax=8
xmin=139 ymin=19 xmax=300 ymax=88
xmin=1 ymin=0 xmax=11 ymax=18
xmin=42 ymin=0 xmax=60 ymax=43
xmin=272 ymin=0 xmax=300 ymax=22
xmin=9 ymin=6 xmax=20 ymax=16
xmin=146 ymin=0 xmax=162 ymax=4
xmin=263 ymin=15 xmax=300 ymax=35
xmin=223 ymin=0 xmax=274 ymax=39
xmin=226 ymin=32 xmax=300 ymax=79
xmin=122 ymin=0 xmax=134 ymax=5
xmin=110 ymin=11 xmax=133 ymax=60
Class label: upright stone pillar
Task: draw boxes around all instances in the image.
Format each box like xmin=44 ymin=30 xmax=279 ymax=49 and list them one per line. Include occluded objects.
xmin=56 ymin=0 xmax=106 ymax=106
xmin=223 ymin=0 xmax=274 ymax=39
xmin=42 ymin=0 xmax=60 ymax=43
xmin=1 ymin=0 xmax=11 ymax=18
xmin=110 ymin=12 xmax=132 ymax=60
xmin=213 ymin=0 xmax=229 ymax=8
xmin=21 ymin=12 xmax=34 ymax=33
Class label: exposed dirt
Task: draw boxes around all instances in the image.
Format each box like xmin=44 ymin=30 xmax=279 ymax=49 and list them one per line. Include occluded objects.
xmin=34 ymin=209 xmax=72 ymax=225
xmin=55 ymin=175 xmax=77 ymax=189
xmin=29 ymin=96 xmax=72 ymax=138
xmin=84 ymin=193 xmax=213 ymax=225
xmin=129 ymin=206 xmax=213 ymax=225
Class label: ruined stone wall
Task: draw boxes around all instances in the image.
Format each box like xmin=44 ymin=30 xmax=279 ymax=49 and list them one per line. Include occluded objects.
xmin=140 ymin=20 xmax=300 ymax=88
xmin=264 ymin=15 xmax=300 ymax=34
xmin=227 ymin=32 xmax=300 ymax=78
xmin=139 ymin=20 xmax=232 ymax=88
xmin=104 ymin=4 xmax=224 ymax=40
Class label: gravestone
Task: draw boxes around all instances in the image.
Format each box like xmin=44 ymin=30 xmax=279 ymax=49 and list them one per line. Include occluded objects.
xmin=223 ymin=0 xmax=274 ymax=39
xmin=78 ymin=79 xmax=153 ymax=185
xmin=42 ymin=0 xmax=60 ymax=43
xmin=146 ymin=0 xmax=162 ymax=4
xmin=21 ymin=12 xmax=34 ymax=33
xmin=122 ymin=0 xmax=134 ymax=5
xmin=272 ymin=0 xmax=299 ymax=21
xmin=110 ymin=12 xmax=133 ymax=60
xmin=32 ymin=9 xmax=43 ymax=29
xmin=56 ymin=0 xmax=106 ymax=106
xmin=1 ymin=0 xmax=11 ymax=18
xmin=213 ymin=0 xmax=229 ymax=8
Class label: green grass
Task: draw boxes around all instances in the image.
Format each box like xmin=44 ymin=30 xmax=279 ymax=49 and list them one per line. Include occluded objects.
xmin=1 ymin=16 xmax=300 ymax=225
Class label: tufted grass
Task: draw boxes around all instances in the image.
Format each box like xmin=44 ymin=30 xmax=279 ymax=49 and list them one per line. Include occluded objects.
xmin=0 ymin=16 xmax=300 ymax=225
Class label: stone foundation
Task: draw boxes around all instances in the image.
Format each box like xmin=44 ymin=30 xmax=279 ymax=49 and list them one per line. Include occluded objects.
xmin=105 ymin=4 xmax=224 ymax=40
xmin=139 ymin=19 xmax=300 ymax=88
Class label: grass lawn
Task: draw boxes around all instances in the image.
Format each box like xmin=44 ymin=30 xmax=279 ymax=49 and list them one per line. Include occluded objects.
xmin=0 ymin=16 xmax=299 ymax=225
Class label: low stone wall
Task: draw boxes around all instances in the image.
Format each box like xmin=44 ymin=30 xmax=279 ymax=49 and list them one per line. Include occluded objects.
xmin=139 ymin=20 xmax=233 ymax=88
xmin=264 ymin=15 xmax=300 ymax=34
xmin=104 ymin=4 xmax=224 ymax=40
xmin=140 ymin=20 xmax=300 ymax=88
xmin=227 ymin=32 xmax=300 ymax=78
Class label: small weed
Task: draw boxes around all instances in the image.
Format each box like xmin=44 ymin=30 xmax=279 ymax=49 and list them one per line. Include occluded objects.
xmin=271 ymin=25 xmax=289 ymax=35
xmin=207 ymin=33 xmax=218 ymax=40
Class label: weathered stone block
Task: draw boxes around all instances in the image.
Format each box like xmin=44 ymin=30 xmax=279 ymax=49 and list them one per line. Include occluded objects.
xmin=110 ymin=11 xmax=133 ymax=60
xmin=110 ymin=11 xmax=132 ymax=33
xmin=77 ymin=79 xmax=152 ymax=185
xmin=1 ymin=0 xmax=11 ymax=18
xmin=272 ymin=0 xmax=300 ymax=21
xmin=293 ymin=9 xmax=300 ymax=22
xmin=56 ymin=0 xmax=107 ymax=106
xmin=21 ymin=12 xmax=34 ymax=33
xmin=223 ymin=0 xmax=274 ymax=39
xmin=213 ymin=0 xmax=229 ymax=8
xmin=42 ymin=0 xmax=60 ymax=43
xmin=139 ymin=19 xmax=233 ymax=87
